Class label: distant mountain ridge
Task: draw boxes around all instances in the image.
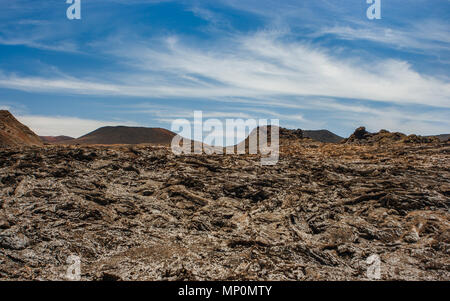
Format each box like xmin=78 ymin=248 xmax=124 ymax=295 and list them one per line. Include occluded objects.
xmin=32 ymin=127 xmax=346 ymax=145
xmin=0 ymin=110 xmax=43 ymax=147
xmin=40 ymin=136 xmax=74 ymax=144
xmin=1 ymin=111 xmax=448 ymax=147
xmin=67 ymin=126 xmax=177 ymax=145
xmin=429 ymin=134 xmax=450 ymax=142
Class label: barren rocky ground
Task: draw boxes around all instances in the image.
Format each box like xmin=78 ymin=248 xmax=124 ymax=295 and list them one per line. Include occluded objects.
xmin=0 ymin=139 xmax=449 ymax=280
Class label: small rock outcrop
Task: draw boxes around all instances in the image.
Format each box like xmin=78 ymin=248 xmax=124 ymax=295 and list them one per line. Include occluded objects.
xmin=344 ymin=126 xmax=439 ymax=145
xmin=279 ymin=127 xmax=304 ymax=140
xmin=403 ymin=134 xmax=440 ymax=144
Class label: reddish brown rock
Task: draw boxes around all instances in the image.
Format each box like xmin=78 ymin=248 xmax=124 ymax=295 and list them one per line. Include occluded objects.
xmin=0 ymin=110 xmax=43 ymax=148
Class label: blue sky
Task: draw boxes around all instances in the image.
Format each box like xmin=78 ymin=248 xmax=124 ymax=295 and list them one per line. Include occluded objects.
xmin=0 ymin=0 xmax=449 ymax=139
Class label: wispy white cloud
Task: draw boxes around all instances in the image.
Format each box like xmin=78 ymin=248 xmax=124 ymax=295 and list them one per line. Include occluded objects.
xmin=16 ymin=115 xmax=140 ymax=138
xmin=1 ymin=32 xmax=449 ymax=108
xmin=359 ymin=117 xmax=450 ymax=136
xmin=0 ymin=37 xmax=80 ymax=53
xmin=0 ymin=13 xmax=81 ymax=53
xmin=316 ymin=20 xmax=450 ymax=54
xmin=1 ymin=1 xmax=449 ymax=136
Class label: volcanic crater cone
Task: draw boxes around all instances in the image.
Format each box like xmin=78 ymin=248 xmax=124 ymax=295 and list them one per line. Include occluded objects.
xmin=67 ymin=126 xmax=177 ymax=145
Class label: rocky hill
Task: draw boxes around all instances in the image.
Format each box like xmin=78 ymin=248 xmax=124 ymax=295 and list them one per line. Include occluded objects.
xmin=234 ymin=126 xmax=304 ymax=153
xmin=303 ymin=130 xmax=343 ymax=143
xmin=0 ymin=110 xmax=43 ymax=148
xmin=67 ymin=126 xmax=176 ymax=145
xmin=343 ymin=127 xmax=440 ymax=145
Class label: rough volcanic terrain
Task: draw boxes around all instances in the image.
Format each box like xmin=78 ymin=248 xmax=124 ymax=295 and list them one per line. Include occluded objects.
xmin=0 ymin=111 xmax=43 ymax=148
xmin=0 ymin=135 xmax=448 ymax=280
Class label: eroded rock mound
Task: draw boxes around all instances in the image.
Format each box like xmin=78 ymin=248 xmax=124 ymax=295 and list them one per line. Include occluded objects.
xmin=0 ymin=110 xmax=43 ymax=148
xmin=245 ymin=126 xmax=304 ymax=142
xmin=235 ymin=126 xmax=304 ymax=153
xmin=279 ymin=127 xmax=304 ymax=140
xmin=403 ymin=134 xmax=440 ymax=144
xmin=344 ymin=127 xmax=439 ymax=145
xmin=248 ymin=127 xmax=343 ymax=143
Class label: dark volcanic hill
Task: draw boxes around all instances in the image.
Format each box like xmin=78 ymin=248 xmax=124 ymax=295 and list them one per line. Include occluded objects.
xmin=40 ymin=136 xmax=74 ymax=144
xmin=242 ymin=127 xmax=343 ymax=144
xmin=235 ymin=126 xmax=303 ymax=153
xmin=238 ymin=126 xmax=345 ymax=145
xmin=0 ymin=110 xmax=43 ymax=148
xmin=68 ymin=126 xmax=177 ymax=145
xmin=303 ymin=130 xmax=344 ymax=143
